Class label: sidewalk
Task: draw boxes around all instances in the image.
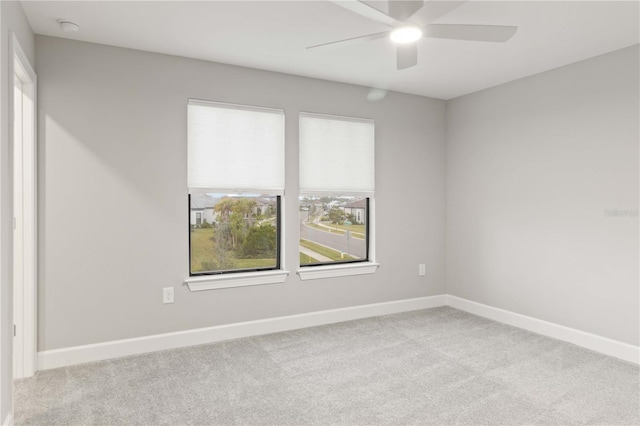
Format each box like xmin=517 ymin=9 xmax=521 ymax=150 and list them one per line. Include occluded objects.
xmin=299 ymin=246 xmax=332 ymax=262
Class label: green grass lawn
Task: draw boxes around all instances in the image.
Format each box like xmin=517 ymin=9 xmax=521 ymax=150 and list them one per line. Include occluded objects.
xmin=190 ymin=228 xmax=275 ymax=272
xmin=190 ymin=228 xmax=216 ymax=272
xmin=299 ymin=239 xmax=355 ymax=261
xmin=304 ymin=222 xmax=365 ymax=239
xmin=300 ymin=253 xmax=318 ymax=264
xmin=320 ymin=221 xmax=366 ymax=238
xmin=235 ymin=258 xmax=277 ymax=268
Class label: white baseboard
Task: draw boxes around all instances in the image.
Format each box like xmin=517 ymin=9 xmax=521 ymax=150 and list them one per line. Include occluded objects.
xmin=38 ymin=295 xmax=447 ymax=370
xmin=38 ymin=293 xmax=639 ymax=370
xmin=2 ymin=413 xmax=13 ymax=426
xmin=447 ymin=295 xmax=640 ymax=364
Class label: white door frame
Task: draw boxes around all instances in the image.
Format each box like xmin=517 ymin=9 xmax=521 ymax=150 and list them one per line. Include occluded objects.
xmin=10 ymin=33 xmax=37 ymax=379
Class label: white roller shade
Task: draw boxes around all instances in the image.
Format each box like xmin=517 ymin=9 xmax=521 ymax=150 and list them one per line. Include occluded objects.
xmin=188 ymin=100 xmax=285 ymax=194
xmin=299 ymin=113 xmax=375 ymax=195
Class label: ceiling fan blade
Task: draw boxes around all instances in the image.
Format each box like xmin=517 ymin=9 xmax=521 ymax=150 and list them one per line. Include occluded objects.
xmin=425 ymin=24 xmax=518 ymax=42
xmin=417 ymin=1 xmax=467 ymax=24
xmin=329 ymin=1 xmax=398 ymax=27
xmin=307 ymin=31 xmax=390 ymax=50
xmin=397 ymin=43 xmax=418 ymax=70
xmin=388 ymin=1 xmax=425 ymax=21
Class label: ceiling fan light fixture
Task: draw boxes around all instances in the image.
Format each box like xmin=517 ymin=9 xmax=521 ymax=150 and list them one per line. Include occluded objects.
xmin=390 ymin=26 xmax=422 ymax=44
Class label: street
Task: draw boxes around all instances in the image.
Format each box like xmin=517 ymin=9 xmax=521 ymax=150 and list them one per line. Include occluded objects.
xmin=300 ymin=214 xmax=366 ymax=258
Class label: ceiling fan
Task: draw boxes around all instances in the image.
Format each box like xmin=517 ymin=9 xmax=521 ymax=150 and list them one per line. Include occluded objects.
xmin=307 ymin=1 xmax=518 ymax=70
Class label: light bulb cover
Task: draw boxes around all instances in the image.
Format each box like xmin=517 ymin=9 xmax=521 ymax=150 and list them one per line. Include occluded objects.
xmin=390 ymin=26 xmax=422 ymax=44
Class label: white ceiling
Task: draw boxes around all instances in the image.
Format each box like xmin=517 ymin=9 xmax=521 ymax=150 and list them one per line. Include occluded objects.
xmin=21 ymin=1 xmax=640 ymax=100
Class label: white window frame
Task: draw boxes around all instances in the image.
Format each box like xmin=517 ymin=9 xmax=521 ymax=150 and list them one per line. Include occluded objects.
xmin=184 ymin=100 xmax=289 ymax=291
xmin=297 ymin=112 xmax=378 ymax=280
xmin=186 ymin=193 xmax=288 ymax=291
xmin=298 ymin=197 xmax=378 ymax=281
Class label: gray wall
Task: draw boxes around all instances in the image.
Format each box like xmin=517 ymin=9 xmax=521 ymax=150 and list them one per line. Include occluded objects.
xmin=34 ymin=34 xmax=639 ymax=356
xmin=446 ymin=46 xmax=639 ymax=345
xmin=0 ymin=1 xmax=34 ymax=420
xmin=35 ymin=36 xmax=446 ymax=351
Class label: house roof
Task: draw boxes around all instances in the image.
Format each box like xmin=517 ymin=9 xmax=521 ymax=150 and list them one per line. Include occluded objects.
xmin=344 ymin=199 xmax=366 ymax=209
xmin=190 ymin=194 xmax=220 ymax=209
xmin=255 ymin=197 xmax=277 ymax=206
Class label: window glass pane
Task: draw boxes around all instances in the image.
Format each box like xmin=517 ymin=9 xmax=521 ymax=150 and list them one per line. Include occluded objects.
xmin=190 ymin=193 xmax=279 ymax=274
xmin=300 ymin=195 xmax=367 ymax=266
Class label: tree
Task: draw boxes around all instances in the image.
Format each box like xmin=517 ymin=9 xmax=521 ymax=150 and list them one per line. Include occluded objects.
xmin=214 ymin=197 xmax=257 ymax=248
xmin=232 ymin=198 xmax=256 ymax=227
xmin=229 ymin=212 xmax=245 ymax=249
xmin=241 ymin=224 xmax=276 ymax=258
xmin=214 ymin=198 xmax=237 ymax=221
xmin=328 ymin=207 xmax=345 ymax=225
xmin=202 ymin=224 xmax=236 ymax=271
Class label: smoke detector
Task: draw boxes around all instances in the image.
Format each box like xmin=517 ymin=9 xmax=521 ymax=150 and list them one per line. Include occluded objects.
xmin=57 ymin=19 xmax=79 ymax=33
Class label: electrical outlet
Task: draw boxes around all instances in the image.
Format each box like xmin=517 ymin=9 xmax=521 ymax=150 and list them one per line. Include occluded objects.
xmin=163 ymin=287 xmax=174 ymax=304
xmin=418 ymin=264 xmax=426 ymax=276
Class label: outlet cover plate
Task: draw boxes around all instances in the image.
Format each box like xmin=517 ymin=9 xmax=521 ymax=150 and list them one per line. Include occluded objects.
xmin=163 ymin=287 xmax=174 ymax=304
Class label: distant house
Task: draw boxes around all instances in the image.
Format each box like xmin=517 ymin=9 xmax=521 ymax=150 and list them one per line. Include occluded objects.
xmin=342 ymin=199 xmax=366 ymax=224
xmin=190 ymin=194 xmax=219 ymax=226
xmin=253 ymin=197 xmax=277 ymax=217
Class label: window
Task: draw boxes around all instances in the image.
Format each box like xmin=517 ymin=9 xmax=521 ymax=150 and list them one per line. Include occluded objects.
xmin=187 ymin=100 xmax=284 ymax=278
xmin=190 ymin=193 xmax=279 ymax=274
xmin=299 ymin=113 xmax=376 ymax=273
xmin=299 ymin=195 xmax=368 ymax=265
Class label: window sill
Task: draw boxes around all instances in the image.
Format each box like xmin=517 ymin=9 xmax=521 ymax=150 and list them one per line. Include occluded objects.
xmin=185 ymin=270 xmax=290 ymax=292
xmin=297 ymin=262 xmax=379 ymax=281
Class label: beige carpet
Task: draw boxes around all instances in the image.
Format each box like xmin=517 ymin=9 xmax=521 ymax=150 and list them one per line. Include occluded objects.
xmin=15 ymin=307 xmax=640 ymax=425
